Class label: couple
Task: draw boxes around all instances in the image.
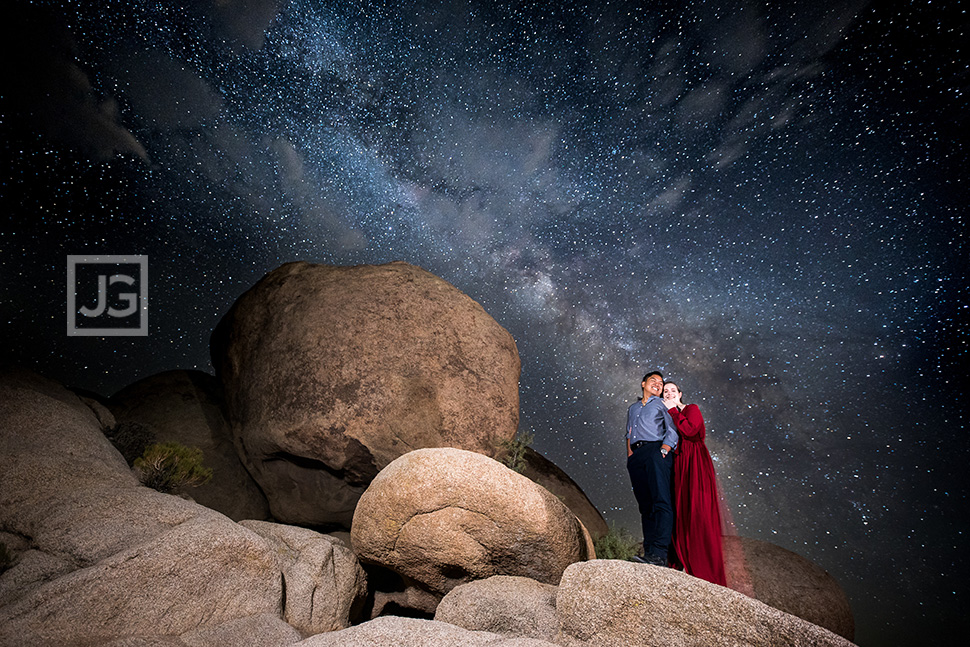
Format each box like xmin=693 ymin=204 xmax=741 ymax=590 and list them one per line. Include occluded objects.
xmin=625 ymin=371 xmax=726 ymax=586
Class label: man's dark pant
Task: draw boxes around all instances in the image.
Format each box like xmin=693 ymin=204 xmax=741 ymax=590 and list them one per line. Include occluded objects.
xmin=627 ymin=440 xmax=673 ymax=560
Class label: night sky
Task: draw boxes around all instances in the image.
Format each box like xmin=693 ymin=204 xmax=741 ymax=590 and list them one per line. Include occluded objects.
xmin=1 ymin=1 xmax=966 ymax=645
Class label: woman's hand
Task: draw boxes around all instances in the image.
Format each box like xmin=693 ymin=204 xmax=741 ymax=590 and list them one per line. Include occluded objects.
xmin=664 ymin=394 xmax=683 ymax=410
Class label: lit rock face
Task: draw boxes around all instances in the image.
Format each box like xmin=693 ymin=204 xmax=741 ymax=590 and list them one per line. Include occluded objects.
xmin=555 ymin=560 xmax=855 ymax=647
xmin=350 ymin=448 xmax=594 ymax=604
xmin=0 ymin=368 xmax=283 ymax=646
xmin=291 ymin=616 xmax=558 ymax=647
xmin=434 ymin=575 xmax=559 ymax=642
xmin=239 ymin=520 xmax=368 ymax=635
xmin=211 ymin=261 xmax=521 ymax=528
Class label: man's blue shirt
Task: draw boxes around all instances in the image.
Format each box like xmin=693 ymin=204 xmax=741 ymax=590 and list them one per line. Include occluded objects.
xmin=627 ymin=396 xmax=679 ymax=449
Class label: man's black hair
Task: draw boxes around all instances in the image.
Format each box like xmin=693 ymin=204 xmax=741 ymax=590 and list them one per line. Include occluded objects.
xmin=642 ymin=371 xmax=663 ymax=383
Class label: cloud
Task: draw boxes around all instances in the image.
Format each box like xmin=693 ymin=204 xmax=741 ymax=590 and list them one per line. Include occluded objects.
xmin=646 ymin=176 xmax=692 ymax=211
xmin=2 ymin=4 xmax=147 ymax=161
xmin=269 ymin=137 xmax=369 ymax=250
xmin=205 ymin=0 xmax=282 ymax=50
xmin=786 ymin=0 xmax=870 ymax=60
xmin=108 ymin=51 xmax=224 ymax=130
xmin=703 ymin=4 xmax=768 ymax=76
xmin=676 ymin=80 xmax=731 ymax=128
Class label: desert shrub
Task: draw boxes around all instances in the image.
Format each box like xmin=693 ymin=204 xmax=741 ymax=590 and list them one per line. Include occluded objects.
xmin=500 ymin=429 xmax=534 ymax=473
xmin=593 ymin=522 xmax=642 ymax=560
xmin=105 ymin=420 xmax=156 ymax=465
xmin=134 ymin=442 xmax=212 ymax=493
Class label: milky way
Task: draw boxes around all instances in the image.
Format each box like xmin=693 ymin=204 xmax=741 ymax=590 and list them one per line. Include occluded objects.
xmin=1 ymin=1 xmax=966 ymax=644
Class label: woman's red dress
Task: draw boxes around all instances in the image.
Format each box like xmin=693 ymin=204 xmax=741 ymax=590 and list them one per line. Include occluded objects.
xmin=668 ymin=404 xmax=727 ymax=586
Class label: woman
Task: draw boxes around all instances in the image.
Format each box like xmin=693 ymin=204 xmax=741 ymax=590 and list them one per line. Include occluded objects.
xmin=663 ymin=381 xmax=727 ymax=586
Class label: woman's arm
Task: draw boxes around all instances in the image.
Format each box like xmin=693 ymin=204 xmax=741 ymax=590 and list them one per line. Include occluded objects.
xmin=668 ymin=403 xmax=705 ymax=438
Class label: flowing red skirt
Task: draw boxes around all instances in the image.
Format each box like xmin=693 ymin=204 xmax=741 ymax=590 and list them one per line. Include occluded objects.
xmin=671 ymin=415 xmax=727 ymax=586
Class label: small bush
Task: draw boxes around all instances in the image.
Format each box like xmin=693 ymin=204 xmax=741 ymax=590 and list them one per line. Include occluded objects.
xmin=500 ymin=429 xmax=534 ymax=473
xmin=105 ymin=420 xmax=156 ymax=465
xmin=593 ymin=522 xmax=642 ymax=560
xmin=134 ymin=442 xmax=213 ymax=493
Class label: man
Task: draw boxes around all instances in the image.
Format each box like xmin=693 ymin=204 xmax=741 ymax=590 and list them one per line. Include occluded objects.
xmin=626 ymin=371 xmax=679 ymax=566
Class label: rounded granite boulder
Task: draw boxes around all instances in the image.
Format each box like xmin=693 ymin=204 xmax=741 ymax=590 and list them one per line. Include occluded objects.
xmin=350 ymin=448 xmax=594 ymax=601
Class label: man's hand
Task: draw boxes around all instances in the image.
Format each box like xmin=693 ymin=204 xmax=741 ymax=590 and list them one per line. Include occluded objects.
xmin=661 ymin=444 xmax=671 ymax=457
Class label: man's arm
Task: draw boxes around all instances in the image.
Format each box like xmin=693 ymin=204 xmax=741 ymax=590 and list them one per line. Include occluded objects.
xmin=659 ymin=404 xmax=679 ymax=451
xmin=625 ymin=405 xmax=634 ymax=457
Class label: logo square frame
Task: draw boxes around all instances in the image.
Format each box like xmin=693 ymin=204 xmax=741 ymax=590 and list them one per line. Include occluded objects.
xmin=67 ymin=255 xmax=149 ymax=336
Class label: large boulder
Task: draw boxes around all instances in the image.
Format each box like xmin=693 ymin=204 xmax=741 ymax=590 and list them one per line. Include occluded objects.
xmin=351 ymin=448 xmax=594 ymax=604
xmin=555 ymin=560 xmax=855 ymax=647
xmin=179 ymin=613 xmax=302 ymax=647
xmin=0 ymin=540 xmax=73 ymax=607
xmin=435 ymin=575 xmax=559 ymax=642
xmin=0 ymin=368 xmax=284 ymax=646
xmin=210 ymin=261 xmax=521 ymax=528
xmin=0 ymin=368 xmax=182 ymax=567
xmin=97 ymin=639 xmax=186 ymax=647
xmin=291 ymin=616 xmax=558 ymax=647
xmin=96 ymin=614 xmax=302 ymax=647
xmin=723 ymin=535 xmax=854 ymax=641
xmin=239 ymin=520 xmax=367 ymax=635
xmin=519 ymin=448 xmax=608 ymax=540
xmin=0 ymin=516 xmax=282 ymax=645
xmin=109 ymin=369 xmax=270 ymax=521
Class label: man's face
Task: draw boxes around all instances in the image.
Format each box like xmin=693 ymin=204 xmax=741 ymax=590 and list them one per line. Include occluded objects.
xmin=643 ymin=375 xmax=663 ymax=398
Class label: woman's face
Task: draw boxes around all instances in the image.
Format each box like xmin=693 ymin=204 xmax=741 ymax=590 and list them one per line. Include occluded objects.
xmin=663 ymin=383 xmax=680 ymax=400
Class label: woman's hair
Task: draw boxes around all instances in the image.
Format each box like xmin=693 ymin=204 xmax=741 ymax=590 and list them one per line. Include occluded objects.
xmin=663 ymin=381 xmax=684 ymax=398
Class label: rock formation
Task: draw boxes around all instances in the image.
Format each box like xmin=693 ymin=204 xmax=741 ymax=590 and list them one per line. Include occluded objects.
xmin=210 ymin=261 xmax=521 ymax=528
xmin=177 ymin=613 xmax=302 ymax=647
xmin=239 ymin=520 xmax=367 ymax=635
xmin=291 ymin=615 xmax=558 ymax=647
xmin=555 ymin=560 xmax=854 ymax=647
xmin=95 ymin=614 xmax=303 ymax=647
xmin=723 ymin=535 xmax=854 ymax=641
xmin=0 ymin=516 xmax=281 ymax=646
xmin=284 ymin=562 xmax=856 ymax=647
xmin=351 ymin=448 xmax=594 ymax=607
xmin=0 ymin=367 xmax=369 ymax=646
xmin=0 ymin=367 xmax=856 ymax=647
xmin=435 ymin=575 xmax=559 ymax=642
xmin=109 ymin=369 xmax=270 ymax=521
xmin=519 ymin=447 xmax=608 ymax=540
xmin=0 ymin=368 xmax=285 ymax=646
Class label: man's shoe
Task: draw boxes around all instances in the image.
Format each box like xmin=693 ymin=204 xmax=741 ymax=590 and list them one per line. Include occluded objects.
xmin=644 ymin=554 xmax=668 ymax=567
xmin=629 ymin=555 xmax=648 ymax=564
